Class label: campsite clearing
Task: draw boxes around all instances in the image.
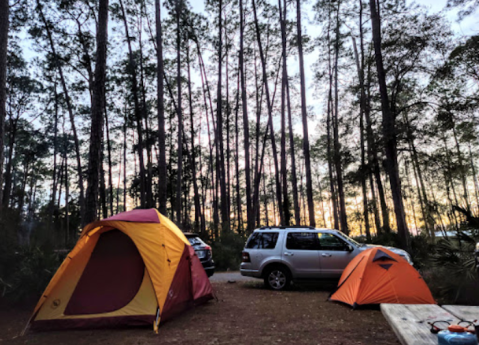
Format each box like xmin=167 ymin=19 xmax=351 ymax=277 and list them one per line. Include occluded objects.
xmin=1 ymin=279 xmax=399 ymax=345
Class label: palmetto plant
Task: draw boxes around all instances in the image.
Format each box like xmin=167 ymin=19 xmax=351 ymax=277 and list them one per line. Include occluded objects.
xmin=429 ymin=232 xmax=478 ymax=302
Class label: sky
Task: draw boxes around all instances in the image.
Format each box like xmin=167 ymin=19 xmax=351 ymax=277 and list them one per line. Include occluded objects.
xmin=19 ymin=0 xmax=478 ymax=140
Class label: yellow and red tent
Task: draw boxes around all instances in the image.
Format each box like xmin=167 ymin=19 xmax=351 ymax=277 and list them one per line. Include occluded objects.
xmin=27 ymin=209 xmax=213 ymax=332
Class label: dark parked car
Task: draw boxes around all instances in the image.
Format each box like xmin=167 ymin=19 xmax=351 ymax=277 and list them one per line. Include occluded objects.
xmin=184 ymin=233 xmax=215 ymax=277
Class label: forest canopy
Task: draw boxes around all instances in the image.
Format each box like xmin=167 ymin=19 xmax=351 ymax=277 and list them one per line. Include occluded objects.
xmin=0 ymin=0 xmax=478 ymax=252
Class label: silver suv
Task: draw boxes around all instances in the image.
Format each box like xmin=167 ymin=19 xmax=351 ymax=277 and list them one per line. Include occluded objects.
xmin=240 ymin=226 xmax=412 ymax=290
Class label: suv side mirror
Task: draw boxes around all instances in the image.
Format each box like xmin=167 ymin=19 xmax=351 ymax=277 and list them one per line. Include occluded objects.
xmin=346 ymin=245 xmax=354 ymax=252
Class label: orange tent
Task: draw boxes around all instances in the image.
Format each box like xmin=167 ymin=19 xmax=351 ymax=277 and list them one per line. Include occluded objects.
xmin=329 ymin=247 xmax=435 ymax=307
xmin=27 ymin=209 xmax=214 ymax=332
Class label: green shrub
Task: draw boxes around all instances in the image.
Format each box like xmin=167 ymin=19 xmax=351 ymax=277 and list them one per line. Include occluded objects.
xmin=424 ymin=235 xmax=478 ymax=304
xmin=210 ymin=232 xmax=247 ymax=271
xmin=0 ymin=245 xmax=61 ymax=304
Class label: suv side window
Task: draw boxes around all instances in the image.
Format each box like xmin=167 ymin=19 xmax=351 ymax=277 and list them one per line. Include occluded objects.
xmin=317 ymin=233 xmax=348 ymax=251
xmin=246 ymin=232 xmax=279 ymax=249
xmin=261 ymin=232 xmax=279 ymax=249
xmin=286 ymin=232 xmax=318 ymax=250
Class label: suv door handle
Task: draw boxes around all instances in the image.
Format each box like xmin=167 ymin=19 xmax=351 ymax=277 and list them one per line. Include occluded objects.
xmin=284 ymin=252 xmax=294 ymax=257
xmin=321 ymin=253 xmax=332 ymax=257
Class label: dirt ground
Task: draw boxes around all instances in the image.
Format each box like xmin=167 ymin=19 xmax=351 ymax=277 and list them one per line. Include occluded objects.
xmin=1 ymin=280 xmax=400 ymax=345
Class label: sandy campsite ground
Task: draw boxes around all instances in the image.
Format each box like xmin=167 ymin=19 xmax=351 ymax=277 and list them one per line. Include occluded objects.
xmin=1 ymin=273 xmax=399 ymax=345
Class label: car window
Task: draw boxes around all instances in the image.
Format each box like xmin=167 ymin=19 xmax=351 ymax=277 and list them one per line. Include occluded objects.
xmin=286 ymin=232 xmax=318 ymax=250
xmin=187 ymin=237 xmax=203 ymax=246
xmin=317 ymin=233 xmax=348 ymax=251
xmin=246 ymin=232 xmax=279 ymax=249
xmin=246 ymin=233 xmax=260 ymax=249
xmin=261 ymin=233 xmax=279 ymax=249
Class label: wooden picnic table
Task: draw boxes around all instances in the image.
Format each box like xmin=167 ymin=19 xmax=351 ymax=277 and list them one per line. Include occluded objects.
xmin=381 ymin=304 xmax=479 ymax=345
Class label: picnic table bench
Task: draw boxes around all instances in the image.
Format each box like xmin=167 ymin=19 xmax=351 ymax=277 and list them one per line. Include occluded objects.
xmin=381 ymin=304 xmax=479 ymax=345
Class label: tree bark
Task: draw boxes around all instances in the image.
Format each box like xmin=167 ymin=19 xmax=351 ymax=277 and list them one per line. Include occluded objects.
xmin=279 ymin=0 xmax=290 ymax=226
xmin=233 ymin=65 xmax=243 ymax=231
xmin=2 ymin=113 xmax=18 ymax=207
xmin=239 ymin=0 xmax=253 ymax=232
xmin=364 ymin=58 xmax=390 ymax=233
xmin=369 ymin=0 xmax=410 ymax=250
xmin=123 ymin=109 xmax=127 ymax=211
xmin=296 ymin=0 xmax=315 ymax=227
xmin=156 ymin=0 xmax=167 ymax=215
xmin=83 ymin=0 xmax=109 ymax=226
xmin=118 ymin=0 xmax=147 ymax=208
xmin=332 ymin=0 xmax=348 ymax=234
xmin=216 ymin=0 xmax=229 ymax=231
xmin=351 ymin=32 xmax=371 ymax=241
xmin=252 ymin=0 xmax=284 ymax=225
xmin=104 ymin=101 xmax=114 ymax=216
xmin=0 ymin=0 xmax=8 ymax=210
xmin=99 ymin=145 xmax=108 ymax=219
xmin=48 ymin=84 xmax=59 ymax=227
xmin=186 ymin=45 xmax=203 ymax=233
xmin=138 ymin=18 xmax=154 ymax=209
xmin=175 ymin=0 xmax=183 ymax=225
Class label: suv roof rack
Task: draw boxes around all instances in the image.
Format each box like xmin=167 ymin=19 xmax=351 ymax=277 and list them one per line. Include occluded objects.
xmin=259 ymin=226 xmax=315 ymax=230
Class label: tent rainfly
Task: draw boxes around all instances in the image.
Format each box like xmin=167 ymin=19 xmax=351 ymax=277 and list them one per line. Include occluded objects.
xmin=329 ymin=247 xmax=435 ymax=307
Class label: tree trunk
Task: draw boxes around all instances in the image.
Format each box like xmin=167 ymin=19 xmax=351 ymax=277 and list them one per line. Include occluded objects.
xmin=138 ymin=22 xmax=154 ymax=209
xmin=65 ymin=140 xmax=70 ymax=244
xmin=332 ymin=0 xmax=348 ymax=234
xmin=83 ymin=0 xmax=108 ymax=226
xmin=118 ymin=0 xmax=146 ymax=208
xmin=280 ymin=0 xmax=300 ymax=226
xmin=156 ymin=0 xmax=167 ymax=215
xmin=279 ymin=0 xmax=290 ymax=226
xmin=36 ymin=0 xmax=85 ymax=218
xmin=364 ymin=47 xmax=389 ymax=233
xmin=2 ymin=115 xmax=18 ymax=207
xmin=369 ymin=0 xmax=410 ymax=250
xmin=325 ymin=1 xmax=339 ymax=230
xmin=234 ymin=66 xmax=243 ymax=231
xmin=186 ymin=45 xmax=203 ymax=233
xmin=252 ymin=0 xmax=284 ymax=225
xmin=225 ymin=22 xmax=231 ymax=225
xmin=175 ymin=0 xmax=183 ymax=225
xmin=48 ymin=84 xmax=59 ymax=228
xmin=469 ymin=144 xmax=479 ymax=210
xmin=296 ymin=0 xmax=315 ymax=227
xmin=123 ymin=110 xmax=127 ymax=211
xmin=239 ymin=0 xmax=253 ymax=232
xmin=216 ymin=0 xmax=229 ymax=231
xmin=198 ymin=52 xmax=218 ymax=233
xmin=104 ymin=102 xmax=114 ymax=216
xmin=0 ymin=0 xmax=8 ymax=210
xmin=351 ymin=33 xmax=371 ymax=241
xmin=99 ymin=145 xmax=107 ymax=219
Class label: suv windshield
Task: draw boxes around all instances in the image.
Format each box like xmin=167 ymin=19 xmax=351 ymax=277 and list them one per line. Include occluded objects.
xmin=335 ymin=231 xmax=365 ymax=247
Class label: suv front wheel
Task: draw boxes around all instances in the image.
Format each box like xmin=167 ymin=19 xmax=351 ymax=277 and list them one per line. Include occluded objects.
xmin=264 ymin=266 xmax=291 ymax=290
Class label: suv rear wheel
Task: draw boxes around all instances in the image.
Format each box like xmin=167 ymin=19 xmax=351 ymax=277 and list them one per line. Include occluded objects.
xmin=264 ymin=266 xmax=291 ymax=290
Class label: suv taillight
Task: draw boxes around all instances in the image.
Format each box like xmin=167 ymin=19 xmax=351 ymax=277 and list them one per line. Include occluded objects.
xmin=242 ymin=251 xmax=250 ymax=263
